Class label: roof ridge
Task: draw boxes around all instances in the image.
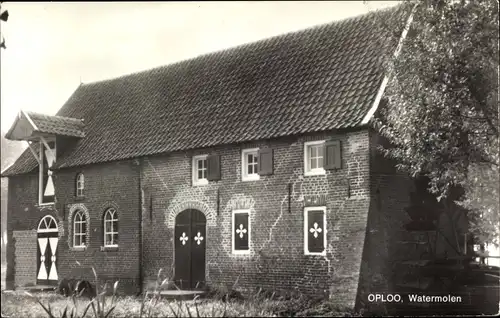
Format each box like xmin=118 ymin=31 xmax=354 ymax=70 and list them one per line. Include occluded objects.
xmin=3 ymin=4 xmax=405 ymax=175
xmin=80 ymin=4 xmax=400 ymax=87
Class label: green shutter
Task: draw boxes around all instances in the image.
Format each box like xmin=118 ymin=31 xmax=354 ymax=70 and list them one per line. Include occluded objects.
xmin=207 ymin=155 xmax=221 ymax=181
xmin=307 ymin=210 xmax=325 ymax=253
xmin=258 ymin=148 xmax=273 ymax=176
xmin=324 ymin=140 xmax=341 ymax=170
xmin=234 ymin=213 xmax=249 ymax=250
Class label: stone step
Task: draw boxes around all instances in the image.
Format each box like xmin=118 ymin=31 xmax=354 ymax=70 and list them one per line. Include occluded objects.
xmin=17 ymin=285 xmax=57 ymax=293
xmin=156 ymin=290 xmax=206 ymax=301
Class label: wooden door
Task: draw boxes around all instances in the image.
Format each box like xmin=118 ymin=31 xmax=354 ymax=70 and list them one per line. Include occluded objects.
xmin=37 ymin=215 xmax=59 ymax=286
xmin=174 ymin=209 xmax=206 ymax=289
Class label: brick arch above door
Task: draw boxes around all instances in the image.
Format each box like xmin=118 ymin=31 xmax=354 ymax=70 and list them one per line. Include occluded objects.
xmin=166 ymin=200 xmax=216 ymax=228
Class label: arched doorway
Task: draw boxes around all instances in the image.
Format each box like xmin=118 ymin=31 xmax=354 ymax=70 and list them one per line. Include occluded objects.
xmin=174 ymin=209 xmax=206 ymax=289
xmin=37 ymin=215 xmax=59 ymax=286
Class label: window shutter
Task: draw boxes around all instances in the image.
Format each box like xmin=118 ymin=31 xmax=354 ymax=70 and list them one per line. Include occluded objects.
xmin=307 ymin=210 xmax=325 ymax=253
xmin=324 ymin=140 xmax=341 ymax=170
xmin=258 ymin=148 xmax=273 ymax=176
xmin=234 ymin=213 xmax=249 ymax=250
xmin=207 ymin=155 xmax=221 ymax=181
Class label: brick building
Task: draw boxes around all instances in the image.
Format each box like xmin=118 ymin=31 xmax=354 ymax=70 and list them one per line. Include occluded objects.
xmin=1 ymin=6 xmax=463 ymax=309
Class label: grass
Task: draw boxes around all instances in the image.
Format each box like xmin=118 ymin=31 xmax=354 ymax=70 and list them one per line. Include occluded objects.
xmin=1 ymin=290 xmax=309 ymax=318
xmin=1 ymin=291 xmax=264 ymax=318
xmin=1 ymin=289 xmax=359 ymax=318
xmin=0 ymin=264 xmax=358 ymax=317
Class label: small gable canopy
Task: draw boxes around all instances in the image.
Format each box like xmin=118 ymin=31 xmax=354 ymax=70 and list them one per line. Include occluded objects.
xmin=5 ymin=110 xmax=85 ymax=141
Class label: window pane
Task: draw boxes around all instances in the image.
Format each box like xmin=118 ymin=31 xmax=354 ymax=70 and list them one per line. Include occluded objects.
xmin=317 ymin=145 xmax=324 ymax=158
xmin=105 ymin=221 xmax=112 ymax=233
xmin=81 ymin=234 xmax=86 ymax=246
xmin=311 ymin=157 xmax=317 ymax=169
xmin=318 ymin=156 xmax=324 ymax=169
xmin=105 ymin=234 xmax=112 ymax=245
xmin=81 ymin=220 xmax=87 ymax=233
xmin=113 ymin=234 xmax=118 ymax=245
xmin=198 ymin=169 xmax=203 ymax=179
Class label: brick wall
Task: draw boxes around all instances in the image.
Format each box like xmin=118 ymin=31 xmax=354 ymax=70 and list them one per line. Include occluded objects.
xmin=13 ymin=230 xmax=37 ymax=288
xmin=53 ymin=160 xmax=141 ymax=294
xmin=355 ymin=130 xmax=414 ymax=312
xmin=4 ymin=127 xmax=428 ymax=311
xmin=5 ymin=173 xmax=40 ymax=290
xmin=5 ymin=160 xmax=141 ymax=294
xmin=141 ymin=129 xmax=372 ymax=306
xmin=354 ymin=130 xmax=470 ymax=313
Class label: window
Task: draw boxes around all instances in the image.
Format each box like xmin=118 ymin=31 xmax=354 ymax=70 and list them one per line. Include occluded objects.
xmin=192 ymin=155 xmax=208 ymax=186
xmin=73 ymin=210 xmax=87 ymax=248
xmin=304 ymin=140 xmax=325 ymax=176
xmin=232 ymin=210 xmax=250 ymax=254
xmin=103 ymin=208 xmax=118 ymax=247
xmin=242 ymin=148 xmax=259 ymax=181
xmin=39 ymin=141 xmax=56 ymax=205
xmin=304 ymin=207 xmax=326 ymax=255
xmin=76 ymin=173 xmax=84 ymax=197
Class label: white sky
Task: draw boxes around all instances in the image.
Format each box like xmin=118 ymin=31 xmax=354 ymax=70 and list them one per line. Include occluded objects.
xmin=0 ymin=1 xmax=398 ymax=131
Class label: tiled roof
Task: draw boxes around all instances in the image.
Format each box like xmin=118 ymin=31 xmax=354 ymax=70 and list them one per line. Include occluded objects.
xmin=1 ymin=5 xmax=408 ymax=177
xmin=27 ymin=111 xmax=85 ymax=138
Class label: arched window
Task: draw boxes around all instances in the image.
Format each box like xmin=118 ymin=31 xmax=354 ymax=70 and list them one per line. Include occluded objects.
xmin=38 ymin=215 xmax=58 ymax=233
xmin=73 ymin=210 xmax=87 ymax=247
xmin=76 ymin=173 xmax=84 ymax=197
xmin=104 ymin=208 xmax=118 ymax=247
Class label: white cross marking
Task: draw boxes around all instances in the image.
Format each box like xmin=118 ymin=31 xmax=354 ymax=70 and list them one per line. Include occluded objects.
xmin=309 ymin=222 xmax=322 ymax=238
xmin=236 ymin=224 xmax=247 ymax=239
xmin=179 ymin=232 xmax=188 ymax=245
xmin=194 ymin=232 xmax=204 ymax=245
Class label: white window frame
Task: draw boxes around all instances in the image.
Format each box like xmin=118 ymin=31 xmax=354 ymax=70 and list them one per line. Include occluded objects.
xmin=103 ymin=208 xmax=118 ymax=247
xmin=76 ymin=173 xmax=85 ymax=197
xmin=38 ymin=141 xmax=56 ymax=206
xmin=241 ymin=148 xmax=260 ymax=181
xmin=73 ymin=210 xmax=87 ymax=248
xmin=304 ymin=140 xmax=326 ymax=176
xmin=232 ymin=209 xmax=251 ymax=255
xmin=192 ymin=155 xmax=209 ymax=186
xmin=304 ymin=206 xmax=327 ymax=256
xmin=37 ymin=215 xmax=59 ymax=233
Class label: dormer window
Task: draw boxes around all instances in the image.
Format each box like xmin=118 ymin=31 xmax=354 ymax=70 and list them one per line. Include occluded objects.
xmin=39 ymin=141 xmax=56 ymax=205
xmin=76 ymin=173 xmax=84 ymax=197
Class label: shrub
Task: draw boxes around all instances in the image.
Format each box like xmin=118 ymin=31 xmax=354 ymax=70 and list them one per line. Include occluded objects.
xmin=58 ymin=278 xmax=96 ymax=299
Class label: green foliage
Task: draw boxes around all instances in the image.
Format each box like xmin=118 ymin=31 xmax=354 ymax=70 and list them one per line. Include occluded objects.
xmin=373 ymin=0 xmax=499 ymax=244
xmin=459 ymin=164 xmax=499 ymax=246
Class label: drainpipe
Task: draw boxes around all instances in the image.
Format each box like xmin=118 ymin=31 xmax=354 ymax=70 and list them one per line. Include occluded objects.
xmin=137 ymin=158 xmax=144 ymax=295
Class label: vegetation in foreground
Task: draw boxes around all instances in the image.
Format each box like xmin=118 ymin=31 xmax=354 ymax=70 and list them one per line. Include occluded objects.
xmin=0 ymin=290 xmax=358 ymax=318
xmin=1 ymin=265 xmax=357 ymax=318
